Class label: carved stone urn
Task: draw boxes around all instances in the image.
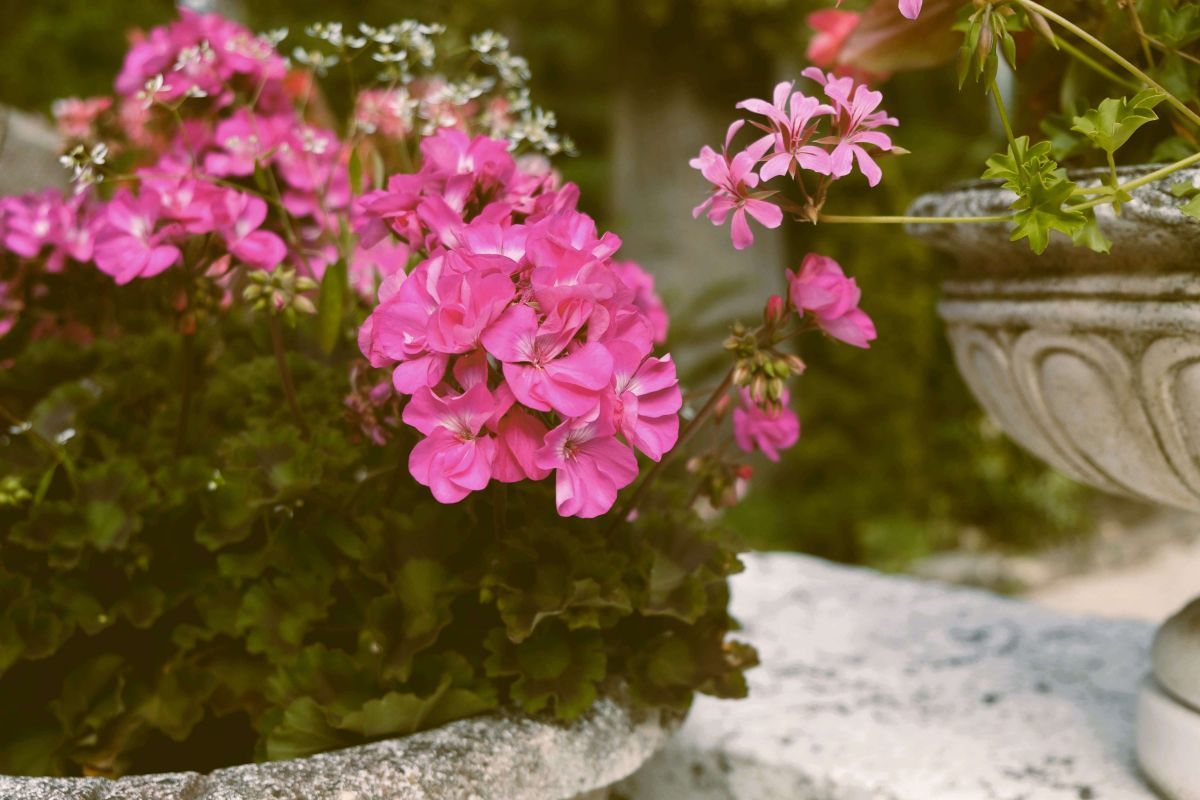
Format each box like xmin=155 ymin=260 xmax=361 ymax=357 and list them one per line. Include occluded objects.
xmin=908 ymin=166 xmax=1200 ymax=800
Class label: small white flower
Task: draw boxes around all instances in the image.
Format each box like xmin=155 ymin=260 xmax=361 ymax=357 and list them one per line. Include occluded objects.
xmin=137 ymin=74 xmax=171 ymax=109
xmin=470 ymin=31 xmax=509 ymax=55
xmin=54 ymin=428 xmax=76 ymax=445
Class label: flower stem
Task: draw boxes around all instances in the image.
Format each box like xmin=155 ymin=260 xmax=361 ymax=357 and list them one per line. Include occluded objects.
xmin=1067 ymin=150 xmax=1200 ymax=211
xmin=1015 ymin=0 xmax=1200 ymax=129
xmin=268 ymin=315 xmax=311 ymax=439
xmin=990 ymin=79 xmax=1018 ymax=151
xmin=818 ymin=213 xmax=1012 ymax=224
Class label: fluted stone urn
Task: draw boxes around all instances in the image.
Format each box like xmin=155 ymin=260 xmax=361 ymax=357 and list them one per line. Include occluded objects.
xmin=909 ymin=166 xmax=1200 ymax=800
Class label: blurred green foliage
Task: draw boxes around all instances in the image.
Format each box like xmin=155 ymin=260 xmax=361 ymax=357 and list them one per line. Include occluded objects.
xmin=0 ymin=0 xmax=1094 ymax=570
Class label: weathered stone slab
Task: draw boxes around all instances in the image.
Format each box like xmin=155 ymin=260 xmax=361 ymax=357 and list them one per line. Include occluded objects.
xmin=622 ymin=552 xmax=1156 ymax=800
xmin=0 ymin=696 xmax=670 ymax=799
xmin=0 ymin=106 xmax=66 ymax=196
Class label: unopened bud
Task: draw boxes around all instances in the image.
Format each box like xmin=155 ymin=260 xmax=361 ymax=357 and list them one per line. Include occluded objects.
xmin=713 ymin=392 xmax=732 ymax=423
xmin=732 ymin=362 xmax=752 ymax=387
xmin=764 ymin=294 xmax=785 ymax=327
xmin=784 ymin=354 xmax=806 ymax=375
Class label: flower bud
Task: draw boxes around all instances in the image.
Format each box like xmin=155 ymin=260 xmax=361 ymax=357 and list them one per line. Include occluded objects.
xmin=764 ymin=294 xmax=785 ymax=327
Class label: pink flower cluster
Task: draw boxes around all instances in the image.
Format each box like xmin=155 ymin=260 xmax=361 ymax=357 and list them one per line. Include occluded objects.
xmin=691 ymin=71 xmax=897 ymax=249
xmin=358 ymin=131 xmax=679 ymax=518
xmin=116 ymin=9 xmax=290 ymax=114
xmin=729 ymin=253 xmax=874 ymax=462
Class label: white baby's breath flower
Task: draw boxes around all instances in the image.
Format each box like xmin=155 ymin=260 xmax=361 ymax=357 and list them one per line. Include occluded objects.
xmin=260 ymin=27 xmax=289 ymax=47
xmin=470 ymin=31 xmax=509 ymax=55
xmin=137 ymin=74 xmax=171 ymax=108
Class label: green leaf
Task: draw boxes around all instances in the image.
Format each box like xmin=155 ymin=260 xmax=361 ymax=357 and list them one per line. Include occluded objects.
xmin=348 ymin=148 xmax=364 ymax=196
xmin=264 ymin=698 xmax=350 ymax=761
xmin=1182 ymin=194 xmax=1200 ymax=220
xmin=362 ymin=559 xmax=459 ymax=681
xmin=139 ymin=663 xmax=216 ymax=741
xmin=484 ymin=624 xmax=606 ymax=719
xmin=1071 ymin=210 xmax=1113 ymax=254
xmin=315 ymin=258 xmax=347 ymax=355
xmin=1010 ymin=176 xmax=1086 ymax=254
xmin=1071 ymin=89 xmax=1166 ymax=156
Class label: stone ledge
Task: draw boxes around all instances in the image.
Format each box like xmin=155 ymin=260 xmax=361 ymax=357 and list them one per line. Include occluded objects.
xmin=0 ymin=697 xmax=670 ymax=800
xmin=622 ymin=552 xmax=1156 ymax=800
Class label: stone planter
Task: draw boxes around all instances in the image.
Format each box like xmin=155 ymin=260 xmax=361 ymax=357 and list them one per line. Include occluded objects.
xmin=908 ymin=166 xmax=1200 ymax=800
xmin=0 ymin=697 xmax=672 ymax=800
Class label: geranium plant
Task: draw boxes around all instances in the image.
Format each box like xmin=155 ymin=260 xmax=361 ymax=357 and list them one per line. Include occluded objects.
xmin=0 ymin=10 xmax=879 ymax=777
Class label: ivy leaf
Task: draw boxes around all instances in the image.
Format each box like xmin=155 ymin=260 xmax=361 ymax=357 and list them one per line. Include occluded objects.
xmin=1010 ymin=175 xmax=1086 ymax=254
xmin=1072 ymin=210 xmax=1113 ymax=254
xmin=1182 ymin=194 xmax=1200 ymax=220
xmin=1071 ymin=89 xmax=1166 ymax=156
xmin=982 ymin=136 xmax=1053 ymax=192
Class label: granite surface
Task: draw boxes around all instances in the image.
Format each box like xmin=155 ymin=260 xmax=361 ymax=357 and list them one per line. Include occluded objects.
xmin=622 ymin=552 xmax=1157 ymax=800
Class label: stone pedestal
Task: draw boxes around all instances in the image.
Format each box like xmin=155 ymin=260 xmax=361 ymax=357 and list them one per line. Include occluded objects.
xmin=908 ymin=166 xmax=1200 ymax=800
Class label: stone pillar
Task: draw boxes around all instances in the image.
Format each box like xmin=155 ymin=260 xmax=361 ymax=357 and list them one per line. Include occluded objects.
xmin=0 ymin=106 xmax=65 ymax=196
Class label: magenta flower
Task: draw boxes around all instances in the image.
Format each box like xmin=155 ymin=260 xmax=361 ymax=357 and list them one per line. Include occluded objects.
xmin=534 ymin=410 xmax=639 ymax=518
xmin=215 ymin=191 xmax=287 ymax=270
xmin=802 ymin=68 xmax=897 ymax=187
xmin=482 ymin=303 xmax=614 ymax=417
xmin=402 ymin=383 xmax=499 ymax=503
xmin=736 ymin=83 xmax=833 ymax=181
xmin=689 ymin=121 xmax=783 ymax=250
xmin=612 ymin=260 xmax=669 ymax=344
xmin=898 ymin=0 xmax=923 ymax=20
xmin=609 ymin=341 xmax=681 ymax=462
xmin=788 ymin=253 xmax=876 ymax=348
xmin=732 ymin=388 xmax=800 ymax=462
xmin=93 ymin=190 xmax=181 ymax=284
xmin=491 ymin=407 xmax=552 ymax=483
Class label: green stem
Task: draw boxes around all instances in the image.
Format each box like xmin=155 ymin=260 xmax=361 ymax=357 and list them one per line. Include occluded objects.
xmin=1015 ymin=0 xmax=1200 ymax=129
xmin=1067 ymin=150 xmax=1200 ymax=211
xmin=990 ymin=79 xmax=1018 ymax=151
xmin=819 ymin=213 xmax=1012 ymax=224
xmin=268 ymin=315 xmax=311 ymax=439
xmin=1056 ymin=38 xmax=1139 ymax=91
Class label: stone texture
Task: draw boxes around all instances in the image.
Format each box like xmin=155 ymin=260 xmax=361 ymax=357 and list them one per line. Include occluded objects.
xmin=0 ymin=106 xmax=66 ymax=196
xmin=0 ymin=697 xmax=671 ymax=800
xmin=621 ymin=552 xmax=1156 ymax=800
xmin=907 ymin=167 xmax=1200 ymax=514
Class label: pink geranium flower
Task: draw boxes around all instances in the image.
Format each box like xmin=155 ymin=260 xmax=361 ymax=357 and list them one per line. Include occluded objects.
xmin=788 ymin=253 xmax=876 ymax=348
xmin=93 ymin=190 xmax=181 ymax=284
xmin=732 ymin=388 xmax=800 ymax=462
xmin=689 ymin=120 xmax=784 ymax=250
xmin=612 ymin=261 xmax=668 ymax=344
xmin=609 ymin=341 xmax=681 ymax=462
xmin=898 ymin=0 xmax=923 ymax=20
xmin=737 ymin=83 xmax=833 ymax=181
xmin=534 ymin=410 xmax=639 ymax=518
xmin=215 ymin=191 xmax=287 ymax=270
xmin=482 ymin=303 xmax=614 ymax=417
xmin=802 ymin=68 xmax=897 ymax=187
xmin=402 ymin=383 xmax=499 ymax=503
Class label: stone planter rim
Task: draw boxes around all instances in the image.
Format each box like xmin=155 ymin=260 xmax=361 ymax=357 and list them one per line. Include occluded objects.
xmin=0 ymin=696 xmax=673 ymax=800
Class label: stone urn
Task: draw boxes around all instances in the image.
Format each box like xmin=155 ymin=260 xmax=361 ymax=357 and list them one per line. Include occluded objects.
xmin=0 ymin=697 xmax=670 ymax=800
xmin=908 ymin=166 xmax=1200 ymax=800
